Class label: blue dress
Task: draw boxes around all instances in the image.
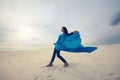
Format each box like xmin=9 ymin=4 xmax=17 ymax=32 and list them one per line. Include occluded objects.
xmin=55 ymin=32 xmax=97 ymax=53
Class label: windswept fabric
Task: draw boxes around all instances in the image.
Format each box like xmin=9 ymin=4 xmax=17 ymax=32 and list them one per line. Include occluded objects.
xmin=55 ymin=32 xmax=97 ymax=53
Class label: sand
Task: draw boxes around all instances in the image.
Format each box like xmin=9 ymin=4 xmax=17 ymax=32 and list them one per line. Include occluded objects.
xmin=0 ymin=44 xmax=120 ymax=80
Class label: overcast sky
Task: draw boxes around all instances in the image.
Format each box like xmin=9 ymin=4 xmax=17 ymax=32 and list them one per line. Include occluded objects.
xmin=0 ymin=0 xmax=120 ymax=47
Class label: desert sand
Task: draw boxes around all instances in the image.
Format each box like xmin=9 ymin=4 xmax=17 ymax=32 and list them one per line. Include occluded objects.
xmin=0 ymin=44 xmax=120 ymax=80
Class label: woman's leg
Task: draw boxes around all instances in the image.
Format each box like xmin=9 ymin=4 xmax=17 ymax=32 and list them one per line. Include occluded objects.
xmin=46 ymin=48 xmax=57 ymax=67
xmin=46 ymin=48 xmax=69 ymax=67
xmin=50 ymin=48 xmax=57 ymax=63
xmin=56 ymin=50 xmax=67 ymax=63
xmin=56 ymin=50 xmax=69 ymax=67
xmin=50 ymin=48 xmax=67 ymax=63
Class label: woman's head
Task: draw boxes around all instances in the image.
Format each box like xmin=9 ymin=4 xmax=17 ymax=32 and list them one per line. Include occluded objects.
xmin=61 ymin=27 xmax=68 ymax=34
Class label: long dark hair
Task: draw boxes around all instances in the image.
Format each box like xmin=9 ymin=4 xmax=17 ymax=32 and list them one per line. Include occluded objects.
xmin=62 ymin=27 xmax=68 ymax=34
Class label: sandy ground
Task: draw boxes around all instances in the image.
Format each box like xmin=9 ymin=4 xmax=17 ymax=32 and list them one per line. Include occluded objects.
xmin=0 ymin=44 xmax=120 ymax=80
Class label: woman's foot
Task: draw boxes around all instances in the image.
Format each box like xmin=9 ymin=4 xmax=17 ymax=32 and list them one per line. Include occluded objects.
xmin=64 ymin=62 xmax=69 ymax=67
xmin=46 ymin=63 xmax=53 ymax=67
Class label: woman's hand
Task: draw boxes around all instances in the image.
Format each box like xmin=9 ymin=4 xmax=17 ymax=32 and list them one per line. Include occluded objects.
xmin=73 ymin=30 xmax=79 ymax=33
xmin=53 ymin=43 xmax=56 ymax=45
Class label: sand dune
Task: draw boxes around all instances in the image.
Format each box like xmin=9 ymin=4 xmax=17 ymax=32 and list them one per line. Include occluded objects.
xmin=0 ymin=44 xmax=120 ymax=80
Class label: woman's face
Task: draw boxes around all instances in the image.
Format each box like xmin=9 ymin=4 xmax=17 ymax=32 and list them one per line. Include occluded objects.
xmin=61 ymin=28 xmax=64 ymax=33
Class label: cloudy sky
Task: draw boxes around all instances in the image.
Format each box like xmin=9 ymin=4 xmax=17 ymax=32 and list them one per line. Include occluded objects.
xmin=0 ymin=0 xmax=120 ymax=49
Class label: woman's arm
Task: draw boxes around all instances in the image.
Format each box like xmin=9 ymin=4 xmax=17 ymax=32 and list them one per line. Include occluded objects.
xmin=73 ymin=30 xmax=79 ymax=33
xmin=68 ymin=30 xmax=79 ymax=36
xmin=54 ymin=35 xmax=65 ymax=45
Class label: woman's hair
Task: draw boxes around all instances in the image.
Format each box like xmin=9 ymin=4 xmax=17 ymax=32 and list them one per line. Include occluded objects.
xmin=62 ymin=27 xmax=68 ymax=34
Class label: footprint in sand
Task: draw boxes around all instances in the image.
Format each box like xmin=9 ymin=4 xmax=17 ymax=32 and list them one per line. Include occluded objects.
xmin=108 ymin=73 xmax=116 ymax=77
xmin=30 ymin=62 xmax=35 ymax=64
xmin=103 ymin=78 xmax=109 ymax=80
xmin=57 ymin=68 xmax=68 ymax=72
xmin=71 ymin=63 xmax=78 ymax=66
xmin=46 ymin=75 xmax=55 ymax=80
xmin=33 ymin=76 xmax=39 ymax=80
xmin=46 ymin=66 xmax=58 ymax=71
xmin=92 ymin=70 xmax=98 ymax=74
xmin=8 ymin=62 xmax=11 ymax=64
xmin=0 ymin=75 xmax=5 ymax=80
xmin=92 ymin=70 xmax=100 ymax=75
xmin=114 ymin=77 xmax=120 ymax=80
xmin=97 ymin=64 xmax=104 ymax=67
xmin=33 ymin=74 xmax=40 ymax=80
xmin=108 ymin=73 xmax=120 ymax=80
xmin=68 ymin=63 xmax=79 ymax=68
xmin=92 ymin=71 xmax=103 ymax=77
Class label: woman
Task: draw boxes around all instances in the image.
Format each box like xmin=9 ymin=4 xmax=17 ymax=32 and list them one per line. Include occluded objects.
xmin=46 ymin=27 xmax=76 ymax=67
xmin=46 ymin=27 xmax=97 ymax=67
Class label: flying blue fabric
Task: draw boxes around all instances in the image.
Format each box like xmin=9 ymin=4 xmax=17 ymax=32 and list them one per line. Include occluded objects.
xmin=55 ymin=32 xmax=97 ymax=53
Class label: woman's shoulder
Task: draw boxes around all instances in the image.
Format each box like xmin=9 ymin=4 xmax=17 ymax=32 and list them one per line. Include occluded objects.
xmin=58 ymin=34 xmax=67 ymax=38
xmin=59 ymin=34 xmax=67 ymax=36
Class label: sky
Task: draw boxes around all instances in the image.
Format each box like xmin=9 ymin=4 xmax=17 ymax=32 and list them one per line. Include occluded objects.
xmin=0 ymin=0 xmax=120 ymax=50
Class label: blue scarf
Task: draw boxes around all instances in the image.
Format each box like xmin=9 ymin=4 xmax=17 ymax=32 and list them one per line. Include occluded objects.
xmin=55 ymin=32 xmax=97 ymax=53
